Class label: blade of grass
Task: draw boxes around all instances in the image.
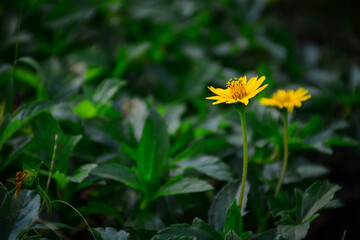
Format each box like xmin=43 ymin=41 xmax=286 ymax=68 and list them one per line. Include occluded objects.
xmin=52 ymin=200 xmax=97 ymax=240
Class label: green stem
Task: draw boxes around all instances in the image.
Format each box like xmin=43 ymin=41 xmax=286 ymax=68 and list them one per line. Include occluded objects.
xmin=36 ymin=185 xmax=52 ymax=220
xmin=274 ymin=111 xmax=289 ymax=197
xmin=238 ymin=107 xmax=248 ymax=210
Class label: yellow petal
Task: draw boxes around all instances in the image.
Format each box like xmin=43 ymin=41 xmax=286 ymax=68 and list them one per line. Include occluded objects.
xmin=241 ymin=76 xmax=247 ymax=84
xmin=208 ymin=86 xmax=231 ymax=98
xmin=246 ymin=84 xmax=268 ymax=99
xmin=246 ymin=76 xmax=258 ymax=92
xmin=248 ymin=76 xmax=265 ymax=93
xmin=260 ymin=98 xmax=276 ymax=106
xmin=239 ymin=98 xmax=249 ymax=105
xmin=212 ymin=99 xmax=227 ymax=105
xmin=300 ymin=95 xmax=311 ymax=101
xmin=206 ymin=96 xmax=225 ymax=100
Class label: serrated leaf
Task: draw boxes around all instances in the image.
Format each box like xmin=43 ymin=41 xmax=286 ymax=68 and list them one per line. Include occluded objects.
xmin=94 ymin=227 xmax=130 ymax=240
xmin=224 ymin=230 xmax=242 ymax=240
xmin=156 ymin=178 xmax=213 ymax=197
xmin=296 ymin=181 xmax=341 ymax=223
xmin=153 ymin=218 xmax=222 ymax=240
xmin=209 ymin=180 xmax=249 ymax=231
xmin=175 ymin=155 xmax=233 ymax=181
xmin=249 ymin=229 xmax=278 ymax=240
xmin=68 ymin=163 xmax=97 ymax=183
xmin=0 ymin=190 xmax=40 ymax=240
xmin=278 ymin=222 xmax=310 ymax=240
xmin=91 ymin=162 xmax=141 ymax=190
xmin=225 ymin=200 xmax=243 ymax=235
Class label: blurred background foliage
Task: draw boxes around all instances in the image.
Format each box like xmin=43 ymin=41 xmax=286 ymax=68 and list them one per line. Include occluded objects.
xmin=0 ymin=0 xmax=359 ymax=239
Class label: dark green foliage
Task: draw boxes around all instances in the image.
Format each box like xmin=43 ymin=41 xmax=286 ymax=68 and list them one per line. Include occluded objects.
xmin=0 ymin=0 xmax=357 ymax=239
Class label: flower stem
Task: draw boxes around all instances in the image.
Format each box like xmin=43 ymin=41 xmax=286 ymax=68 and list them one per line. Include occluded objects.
xmin=238 ymin=107 xmax=248 ymax=210
xmin=274 ymin=111 xmax=289 ymax=197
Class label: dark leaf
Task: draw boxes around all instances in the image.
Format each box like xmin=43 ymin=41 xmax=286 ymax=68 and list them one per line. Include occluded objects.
xmin=277 ymin=222 xmax=310 ymax=240
xmin=31 ymin=113 xmax=82 ymax=173
xmin=296 ymin=181 xmax=341 ymax=223
xmin=155 ymin=177 xmax=213 ymax=198
xmin=175 ymin=156 xmax=233 ymax=181
xmin=0 ymin=190 xmax=40 ymax=240
xmin=94 ymin=227 xmax=130 ymax=240
xmin=91 ymin=162 xmax=141 ymax=190
xmin=0 ymin=101 xmax=53 ymax=150
xmin=209 ymin=180 xmax=249 ymax=231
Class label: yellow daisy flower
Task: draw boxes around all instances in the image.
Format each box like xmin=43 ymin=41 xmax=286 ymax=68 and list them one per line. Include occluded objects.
xmin=206 ymin=76 xmax=268 ymax=105
xmin=260 ymin=88 xmax=311 ymax=112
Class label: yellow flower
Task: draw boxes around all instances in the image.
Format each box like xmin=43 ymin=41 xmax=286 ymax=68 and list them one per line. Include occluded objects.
xmin=260 ymin=88 xmax=311 ymax=112
xmin=206 ymin=76 xmax=268 ymax=105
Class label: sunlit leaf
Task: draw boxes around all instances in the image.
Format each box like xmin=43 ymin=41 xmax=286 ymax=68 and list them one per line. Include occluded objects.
xmin=73 ymin=100 xmax=98 ymax=119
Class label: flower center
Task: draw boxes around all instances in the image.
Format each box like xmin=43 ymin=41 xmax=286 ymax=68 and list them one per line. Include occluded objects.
xmin=227 ymin=78 xmax=247 ymax=100
xmin=274 ymin=91 xmax=291 ymax=103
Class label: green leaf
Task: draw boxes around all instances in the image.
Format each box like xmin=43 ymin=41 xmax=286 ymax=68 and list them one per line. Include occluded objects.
xmin=175 ymin=155 xmax=233 ymax=181
xmin=73 ymin=100 xmax=98 ymax=119
xmin=325 ymin=136 xmax=359 ymax=147
xmin=209 ymin=180 xmax=249 ymax=231
xmin=53 ymin=170 xmax=70 ymax=189
xmin=45 ymin=0 xmax=97 ymax=27
xmin=249 ymin=229 xmax=278 ymax=240
xmin=278 ymin=222 xmax=310 ymax=240
xmin=0 ymin=100 xmax=53 ymax=150
xmin=0 ymin=190 xmax=40 ymax=240
xmin=224 ymin=230 xmax=242 ymax=240
xmin=83 ymin=118 xmax=136 ymax=148
xmin=92 ymin=78 xmax=126 ymax=105
xmin=135 ymin=110 xmax=170 ymax=184
xmin=296 ymin=181 xmax=341 ymax=223
xmin=155 ymin=177 xmax=213 ymax=197
xmin=79 ymin=201 xmax=124 ymax=223
xmin=31 ymin=113 xmax=82 ymax=173
xmin=153 ymin=218 xmax=222 ymax=240
xmin=91 ymin=162 xmax=141 ymax=190
xmin=225 ymin=200 xmax=243 ymax=235
xmin=125 ymin=211 xmax=165 ymax=231
xmin=94 ymin=227 xmax=130 ymax=240
xmin=299 ymin=116 xmax=322 ymax=138
xmin=68 ymin=163 xmax=97 ymax=183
